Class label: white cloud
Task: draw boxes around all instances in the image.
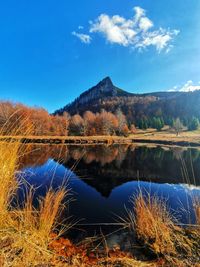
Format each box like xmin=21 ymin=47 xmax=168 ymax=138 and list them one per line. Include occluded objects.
xmin=168 ymin=81 xmax=200 ymax=92
xmin=89 ymin=14 xmax=136 ymax=46
xmin=135 ymin=28 xmax=179 ymax=53
xmin=179 ymin=80 xmax=200 ymax=92
xmin=168 ymin=85 xmax=178 ymax=92
xmin=139 ymin=17 xmax=153 ymax=32
xmin=134 ymin=6 xmax=145 ymax=22
xmin=72 ymin=6 xmax=179 ymax=53
xmin=72 ymin=31 xmax=91 ymax=44
xmin=165 ymin=44 xmax=174 ymax=54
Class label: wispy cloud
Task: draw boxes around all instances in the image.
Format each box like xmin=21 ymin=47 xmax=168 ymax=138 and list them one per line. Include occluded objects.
xmin=72 ymin=6 xmax=179 ymax=53
xmin=72 ymin=31 xmax=91 ymax=44
xmin=135 ymin=28 xmax=179 ymax=53
xmin=168 ymin=80 xmax=200 ymax=92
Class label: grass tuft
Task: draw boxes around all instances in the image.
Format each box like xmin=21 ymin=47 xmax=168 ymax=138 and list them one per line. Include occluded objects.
xmin=123 ymin=191 xmax=200 ymax=266
xmin=133 ymin=193 xmax=177 ymax=256
xmin=38 ymin=187 xmax=67 ymax=239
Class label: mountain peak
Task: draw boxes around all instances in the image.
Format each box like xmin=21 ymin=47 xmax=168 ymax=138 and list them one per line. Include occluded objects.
xmin=54 ymin=77 xmax=133 ymax=115
xmin=100 ymin=76 xmax=113 ymax=86
xmin=96 ymin=76 xmax=114 ymax=93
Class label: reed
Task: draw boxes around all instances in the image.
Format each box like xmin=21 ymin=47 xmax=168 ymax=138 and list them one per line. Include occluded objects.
xmin=0 ymin=141 xmax=20 ymax=228
xmin=133 ymin=192 xmax=177 ymax=255
xmin=121 ymin=191 xmax=200 ymax=266
xmin=0 ymin=135 xmax=69 ymax=265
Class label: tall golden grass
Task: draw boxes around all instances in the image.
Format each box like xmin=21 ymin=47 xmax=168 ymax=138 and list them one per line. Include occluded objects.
xmin=123 ymin=191 xmax=200 ymax=266
xmin=0 ymin=141 xmax=20 ymax=228
xmin=0 ymin=138 xmax=69 ymax=266
xmin=133 ymin=193 xmax=177 ymax=255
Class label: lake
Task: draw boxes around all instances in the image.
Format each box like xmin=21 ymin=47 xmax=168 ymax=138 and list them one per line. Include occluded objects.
xmin=18 ymin=144 xmax=200 ymax=237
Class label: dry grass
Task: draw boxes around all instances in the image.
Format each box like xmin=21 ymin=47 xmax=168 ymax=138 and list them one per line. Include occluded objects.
xmin=1 ymin=127 xmax=200 ymax=148
xmin=0 ymin=141 xmax=21 ymax=228
xmin=131 ymin=128 xmax=200 ymax=145
xmin=123 ymin=191 xmax=200 ymax=266
xmin=0 ymin=139 xmax=70 ymax=266
xmin=9 ymin=189 xmax=67 ymax=266
xmin=133 ymin=193 xmax=177 ymax=255
xmin=38 ymin=188 xmax=67 ymax=238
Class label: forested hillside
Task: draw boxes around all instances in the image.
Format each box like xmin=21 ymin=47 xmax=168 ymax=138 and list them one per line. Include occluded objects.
xmin=55 ymin=77 xmax=200 ymax=126
xmin=1 ymin=77 xmax=200 ymax=136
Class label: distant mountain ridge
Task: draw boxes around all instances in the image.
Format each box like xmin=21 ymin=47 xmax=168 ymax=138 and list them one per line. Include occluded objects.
xmin=55 ymin=76 xmax=134 ymax=114
xmin=55 ymin=77 xmax=200 ymax=123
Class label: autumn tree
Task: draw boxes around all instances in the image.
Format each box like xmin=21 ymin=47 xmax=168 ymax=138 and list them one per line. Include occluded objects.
xmin=0 ymin=102 xmax=33 ymax=135
xmin=95 ymin=110 xmax=118 ymax=135
xmin=130 ymin=124 xmax=137 ymax=134
xmin=69 ymin=114 xmax=84 ymax=135
xmin=173 ymin=118 xmax=184 ymax=136
xmin=83 ymin=111 xmax=96 ymax=135
xmin=0 ymin=102 xmax=14 ymax=124
xmin=115 ymin=108 xmax=128 ymax=136
xmin=0 ymin=101 xmax=69 ymax=136
xmin=63 ymin=111 xmax=70 ymax=135
xmin=121 ymin=124 xmax=129 ymax=136
xmin=50 ymin=115 xmax=68 ymax=136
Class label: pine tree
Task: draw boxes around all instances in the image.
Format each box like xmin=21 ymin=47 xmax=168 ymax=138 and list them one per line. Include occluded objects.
xmin=155 ymin=118 xmax=162 ymax=131
xmin=188 ymin=117 xmax=199 ymax=131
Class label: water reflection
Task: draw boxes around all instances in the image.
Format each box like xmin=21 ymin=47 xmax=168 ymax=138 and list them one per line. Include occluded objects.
xmin=20 ymin=144 xmax=200 ymax=195
xmin=19 ymin=144 xmax=200 ymax=225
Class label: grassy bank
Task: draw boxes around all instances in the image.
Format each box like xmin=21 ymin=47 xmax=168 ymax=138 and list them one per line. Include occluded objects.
xmin=0 ymin=140 xmax=200 ymax=266
xmin=131 ymin=128 xmax=200 ymax=147
xmin=1 ymin=128 xmax=200 ymax=147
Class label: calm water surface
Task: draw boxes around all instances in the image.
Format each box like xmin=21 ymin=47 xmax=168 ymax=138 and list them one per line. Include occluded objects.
xmin=18 ymin=144 xmax=200 ymax=232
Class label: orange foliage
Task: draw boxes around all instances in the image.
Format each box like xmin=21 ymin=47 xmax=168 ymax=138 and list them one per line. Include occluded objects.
xmin=0 ymin=101 xmax=69 ymax=136
xmin=0 ymin=101 xmax=130 ymax=136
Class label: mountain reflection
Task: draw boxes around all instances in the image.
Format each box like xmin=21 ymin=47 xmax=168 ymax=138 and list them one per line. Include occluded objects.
xmin=19 ymin=144 xmax=200 ymax=197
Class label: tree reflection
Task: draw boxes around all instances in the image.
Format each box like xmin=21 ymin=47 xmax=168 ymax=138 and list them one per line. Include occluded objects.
xmin=19 ymin=144 xmax=200 ymax=197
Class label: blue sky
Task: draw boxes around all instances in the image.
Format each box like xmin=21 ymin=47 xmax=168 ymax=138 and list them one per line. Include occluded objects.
xmin=0 ymin=0 xmax=200 ymax=112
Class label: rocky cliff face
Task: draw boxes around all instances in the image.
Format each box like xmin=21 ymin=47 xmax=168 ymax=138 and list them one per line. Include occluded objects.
xmin=77 ymin=77 xmax=116 ymax=105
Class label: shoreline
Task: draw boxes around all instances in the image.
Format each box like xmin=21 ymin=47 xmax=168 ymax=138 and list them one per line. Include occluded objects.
xmin=0 ymin=133 xmax=200 ymax=148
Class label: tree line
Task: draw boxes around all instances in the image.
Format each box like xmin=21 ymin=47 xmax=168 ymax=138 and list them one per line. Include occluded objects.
xmin=0 ymin=101 xmax=199 ymax=136
xmin=68 ymin=109 xmax=135 ymax=136
xmin=0 ymin=102 xmax=134 ymax=136
xmin=0 ymin=102 xmax=68 ymax=136
xmin=137 ymin=116 xmax=200 ymax=132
